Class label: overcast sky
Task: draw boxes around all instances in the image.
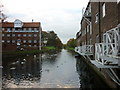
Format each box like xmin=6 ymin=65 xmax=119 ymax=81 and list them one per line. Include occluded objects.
xmin=1 ymin=0 xmax=89 ymax=44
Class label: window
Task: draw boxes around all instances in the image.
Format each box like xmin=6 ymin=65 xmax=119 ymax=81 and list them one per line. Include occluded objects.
xmin=23 ymin=34 xmax=27 ymax=37
xmin=12 ymin=28 xmax=15 ymax=31
xmin=2 ymin=28 xmax=4 ymax=31
xmin=34 ymin=28 xmax=39 ymax=32
xmin=12 ymin=40 xmax=15 ymax=43
xmin=7 ymin=28 xmax=11 ymax=32
xmin=34 ymin=45 xmax=37 ymax=47
xmin=7 ymin=34 xmax=10 ymax=37
xmin=18 ymin=34 xmax=21 ymax=37
xmin=95 ymin=13 xmax=99 ymax=23
xmin=90 ymin=23 xmax=92 ymax=35
xmin=23 ymin=28 xmax=26 ymax=32
xmin=7 ymin=40 xmax=10 ymax=43
xmin=29 ymin=45 xmax=32 ymax=47
xmin=87 ymin=25 xmax=89 ymax=33
xmin=102 ymin=3 xmax=106 ymax=17
xmin=34 ymin=40 xmax=37 ymax=43
xmin=23 ymin=40 xmax=26 ymax=43
xmin=2 ymin=34 xmax=4 ymax=37
xmin=2 ymin=40 xmax=4 ymax=43
xmin=34 ymin=34 xmax=37 ymax=37
xmin=28 ymin=28 xmax=32 ymax=32
xmin=12 ymin=34 xmax=15 ymax=37
xmin=28 ymin=34 xmax=32 ymax=37
xmin=28 ymin=40 xmax=32 ymax=43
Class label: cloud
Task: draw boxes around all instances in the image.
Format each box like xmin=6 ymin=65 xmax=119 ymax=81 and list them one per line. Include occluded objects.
xmin=1 ymin=0 xmax=89 ymax=44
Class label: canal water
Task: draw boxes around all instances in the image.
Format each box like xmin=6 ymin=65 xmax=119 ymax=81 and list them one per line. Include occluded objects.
xmin=2 ymin=49 xmax=108 ymax=88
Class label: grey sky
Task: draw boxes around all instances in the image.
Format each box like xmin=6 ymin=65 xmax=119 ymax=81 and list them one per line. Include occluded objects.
xmin=1 ymin=0 xmax=89 ymax=44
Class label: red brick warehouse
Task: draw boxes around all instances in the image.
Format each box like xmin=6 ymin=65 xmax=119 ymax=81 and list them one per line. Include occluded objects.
xmin=2 ymin=19 xmax=42 ymax=51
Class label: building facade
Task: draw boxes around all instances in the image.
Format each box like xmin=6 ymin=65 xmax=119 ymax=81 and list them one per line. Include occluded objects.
xmin=2 ymin=19 xmax=42 ymax=51
xmin=75 ymin=1 xmax=120 ymax=87
xmin=76 ymin=1 xmax=120 ymax=65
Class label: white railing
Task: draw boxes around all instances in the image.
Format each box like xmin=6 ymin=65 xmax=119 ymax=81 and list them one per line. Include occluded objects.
xmin=75 ymin=45 xmax=93 ymax=55
xmin=95 ymin=26 xmax=120 ymax=65
xmin=95 ymin=43 xmax=118 ymax=65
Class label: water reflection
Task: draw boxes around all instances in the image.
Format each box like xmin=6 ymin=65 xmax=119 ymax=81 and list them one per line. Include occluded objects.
xmin=76 ymin=56 xmax=109 ymax=89
xmin=2 ymin=54 xmax=42 ymax=88
xmin=2 ymin=49 xmax=109 ymax=89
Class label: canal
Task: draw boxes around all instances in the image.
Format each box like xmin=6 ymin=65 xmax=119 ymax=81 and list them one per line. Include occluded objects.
xmin=2 ymin=49 xmax=108 ymax=88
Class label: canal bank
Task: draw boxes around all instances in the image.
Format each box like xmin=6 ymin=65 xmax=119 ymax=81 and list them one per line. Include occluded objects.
xmin=2 ymin=46 xmax=61 ymax=58
xmin=75 ymin=54 xmax=120 ymax=89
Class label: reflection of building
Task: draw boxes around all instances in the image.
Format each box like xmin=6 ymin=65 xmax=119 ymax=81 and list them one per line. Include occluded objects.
xmin=2 ymin=54 xmax=42 ymax=86
xmin=2 ymin=19 xmax=42 ymax=51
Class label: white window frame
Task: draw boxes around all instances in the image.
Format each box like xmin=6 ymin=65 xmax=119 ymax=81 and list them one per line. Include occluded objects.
xmin=90 ymin=23 xmax=92 ymax=35
xmin=2 ymin=34 xmax=4 ymax=37
xmin=2 ymin=28 xmax=4 ymax=31
xmin=28 ymin=40 xmax=32 ymax=43
xmin=102 ymin=3 xmax=106 ymax=17
xmin=34 ymin=34 xmax=37 ymax=37
xmin=28 ymin=34 xmax=32 ymax=37
xmin=12 ymin=34 xmax=15 ymax=37
xmin=23 ymin=34 xmax=27 ymax=37
xmin=95 ymin=13 xmax=99 ymax=23
xmin=7 ymin=34 xmax=10 ymax=37
xmin=18 ymin=34 xmax=21 ymax=37
xmin=23 ymin=40 xmax=26 ymax=43
xmin=29 ymin=45 xmax=32 ymax=47
xmin=7 ymin=40 xmax=10 ymax=43
xmin=2 ymin=40 xmax=5 ymax=43
xmin=34 ymin=40 xmax=37 ymax=43
xmin=87 ymin=25 xmax=89 ymax=33
xmin=12 ymin=40 xmax=15 ymax=43
xmin=34 ymin=45 xmax=37 ymax=47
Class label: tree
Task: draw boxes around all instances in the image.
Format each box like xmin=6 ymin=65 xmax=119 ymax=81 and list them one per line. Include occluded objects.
xmin=41 ymin=31 xmax=63 ymax=49
xmin=0 ymin=4 xmax=7 ymax=22
xmin=66 ymin=38 xmax=76 ymax=48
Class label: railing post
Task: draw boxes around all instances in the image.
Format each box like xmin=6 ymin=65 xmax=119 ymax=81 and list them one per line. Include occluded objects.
xmin=102 ymin=43 xmax=104 ymax=65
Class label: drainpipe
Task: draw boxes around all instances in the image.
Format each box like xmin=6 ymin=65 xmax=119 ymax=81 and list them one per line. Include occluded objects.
xmin=86 ymin=26 xmax=87 ymax=46
xmin=98 ymin=2 xmax=101 ymax=43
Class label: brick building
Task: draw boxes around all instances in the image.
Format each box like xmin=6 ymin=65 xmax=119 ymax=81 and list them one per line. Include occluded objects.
xmin=2 ymin=19 xmax=42 ymax=51
xmin=75 ymin=1 xmax=120 ymax=66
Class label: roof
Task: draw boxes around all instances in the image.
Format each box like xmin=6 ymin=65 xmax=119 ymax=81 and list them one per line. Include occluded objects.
xmin=1 ymin=22 xmax=41 ymax=28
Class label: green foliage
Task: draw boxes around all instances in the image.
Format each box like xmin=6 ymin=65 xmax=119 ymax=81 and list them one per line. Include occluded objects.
xmin=42 ymin=31 xmax=63 ymax=49
xmin=3 ymin=46 xmax=58 ymax=56
xmin=42 ymin=46 xmax=56 ymax=50
xmin=66 ymin=38 xmax=76 ymax=48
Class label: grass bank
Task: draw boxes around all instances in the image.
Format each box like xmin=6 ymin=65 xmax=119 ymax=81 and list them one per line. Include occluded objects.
xmin=66 ymin=47 xmax=75 ymax=51
xmin=2 ymin=46 xmax=60 ymax=58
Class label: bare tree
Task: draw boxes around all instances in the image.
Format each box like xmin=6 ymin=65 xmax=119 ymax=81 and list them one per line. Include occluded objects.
xmin=0 ymin=4 xmax=7 ymax=22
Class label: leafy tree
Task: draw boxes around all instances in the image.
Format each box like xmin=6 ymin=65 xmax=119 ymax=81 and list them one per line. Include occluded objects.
xmin=66 ymin=38 xmax=76 ymax=48
xmin=42 ymin=31 xmax=63 ymax=49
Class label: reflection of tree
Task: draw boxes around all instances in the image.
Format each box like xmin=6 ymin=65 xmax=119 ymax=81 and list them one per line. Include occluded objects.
xmin=42 ymin=51 xmax=60 ymax=65
xmin=76 ymin=57 xmax=109 ymax=89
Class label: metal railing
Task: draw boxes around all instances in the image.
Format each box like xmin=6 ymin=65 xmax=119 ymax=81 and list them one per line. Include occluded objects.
xmin=95 ymin=26 xmax=120 ymax=65
xmin=75 ymin=45 xmax=93 ymax=55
